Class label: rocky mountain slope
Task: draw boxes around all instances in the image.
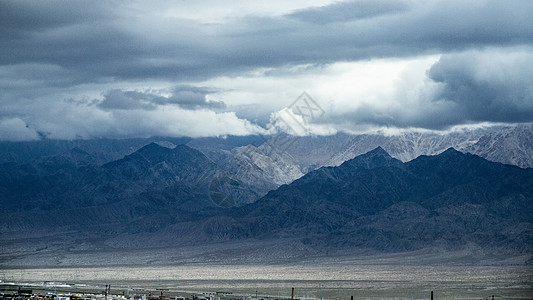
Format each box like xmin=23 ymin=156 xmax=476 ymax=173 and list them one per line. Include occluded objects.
xmin=211 ymin=147 xmax=533 ymax=254
xmin=462 ymin=124 xmax=533 ymax=168
xmin=101 ymin=148 xmax=533 ymax=257
xmin=222 ymin=124 xmax=533 ymax=190
xmin=1 ymin=146 xmax=532 ymax=265
xmin=0 ymin=124 xmax=531 ymax=208
xmin=0 ymin=143 xmax=261 ymax=237
xmin=264 ymin=124 xmax=533 ymax=171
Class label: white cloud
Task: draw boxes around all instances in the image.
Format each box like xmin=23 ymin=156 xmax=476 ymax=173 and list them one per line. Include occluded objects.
xmin=204 ymin=47 xmax=533 ymax=134
xmin=28 ymin=98 xmax=265 ymax=141
xmin=202 ymin=55 xmax=441 ymax=132
xmin=0 ymin=118 xmax=39 ymax=141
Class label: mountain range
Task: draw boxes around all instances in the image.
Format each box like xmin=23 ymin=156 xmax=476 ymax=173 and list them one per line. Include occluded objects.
xmin=233 ymin=147 xmax=532 ymax=253
xmin=0 ymin=124 xmax=532 ymax=266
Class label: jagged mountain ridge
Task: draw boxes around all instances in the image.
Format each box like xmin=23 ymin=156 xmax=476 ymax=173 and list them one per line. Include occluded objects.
xmin=221 ymin=147 xmax=533 ymax=253
xmin=0 ymin=137 xmax=192 ymax=165
xmin=1 ymin=124 xmax=532 ymax=217
xmin=462 ymin=124 xmax=533 ymax=168
xmin=1 ymin=146 xmax=532 ymax=264
xmin=0 ymin=143 xmax=261 ymax=235
xmin=0 ymin=124 xmax=531 ymax=209
xmin=221 ymin=124 xmax=533 ymax=192
xmin=98 ymin=147 xmax=533 ymax=255
xmin=329 ymin=124 xmax=533 ymax=168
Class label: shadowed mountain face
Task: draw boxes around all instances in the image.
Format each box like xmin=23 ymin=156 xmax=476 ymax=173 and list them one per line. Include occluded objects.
xmin=0 ymin=143 xmax=259 ymax=234
xmin=1 ymin=125 xmax=532 ymax=209
xmin=0 ymin=144 xmax=532 ymax=263
xmin=220 ymin=147 xmax=533 ymax=253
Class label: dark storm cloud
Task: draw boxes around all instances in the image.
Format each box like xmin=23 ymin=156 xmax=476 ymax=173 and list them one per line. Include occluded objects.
xmin=98 ymin=86 xmax=225 ymax=111
xmin=98 ymin=89 xmax=157 ymax=111
xmin=0 ymin=1 xmax=117 ymax=63
xmin=162 ymin=86 xmax=226 ymax=110
xmin=320 ymin=48 xmax=533 ymax=130
xmin=0 ymin=0 xmax=109 ymax=35
xmin=289 ymin=0 xmax=410 ymax=24
xmin=1 ymin=0 xmax=532 ymax=83
xmin=426 ymin=50 xmax=533 ymax=125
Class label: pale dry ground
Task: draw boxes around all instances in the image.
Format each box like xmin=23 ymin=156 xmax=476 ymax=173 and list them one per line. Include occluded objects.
xmin=1 ymin=253 xmax=532 ymax=300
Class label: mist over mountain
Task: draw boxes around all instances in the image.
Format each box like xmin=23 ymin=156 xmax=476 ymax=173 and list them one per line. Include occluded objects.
xmin=202 ymin=124 xmax=533 ymax=192
xmin=247 ymin=123 xmax=533 ymax=176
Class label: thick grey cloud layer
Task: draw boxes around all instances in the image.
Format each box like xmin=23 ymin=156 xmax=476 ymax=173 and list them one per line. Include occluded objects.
xmin=1 ymin=0 xmax=532 ymax=140
xmin=164 ymin=86 xmax=226 ymax=110
xmin=2 ymin=0 xmax=532 ymax=82
xmin=98 ymin=86 xmax=225 ymax=111
xmin=319 ymin=48 xmax=533 ymax=130
xmin=289 ymin=0 xmax=410 ymax=23
xmin=427 ymin=50 xmax=533 ymax=125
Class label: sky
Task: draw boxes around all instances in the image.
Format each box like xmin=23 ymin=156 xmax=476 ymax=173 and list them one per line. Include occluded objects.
xmin=1 ymin=0 xmax=533 ymax=141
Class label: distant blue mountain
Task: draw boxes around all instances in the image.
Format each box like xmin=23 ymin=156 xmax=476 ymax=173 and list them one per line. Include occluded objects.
xmin=0 ymin=143 xmax=255 ymax=233
xmin=0 ymin=142 xmax=532 ymax=263
xmin=225 ymin=147 xmax=533 ymax=253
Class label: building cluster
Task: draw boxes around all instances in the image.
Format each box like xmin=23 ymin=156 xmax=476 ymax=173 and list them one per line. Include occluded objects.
xmin=1 ymin=285 xmax=231 ymax=300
